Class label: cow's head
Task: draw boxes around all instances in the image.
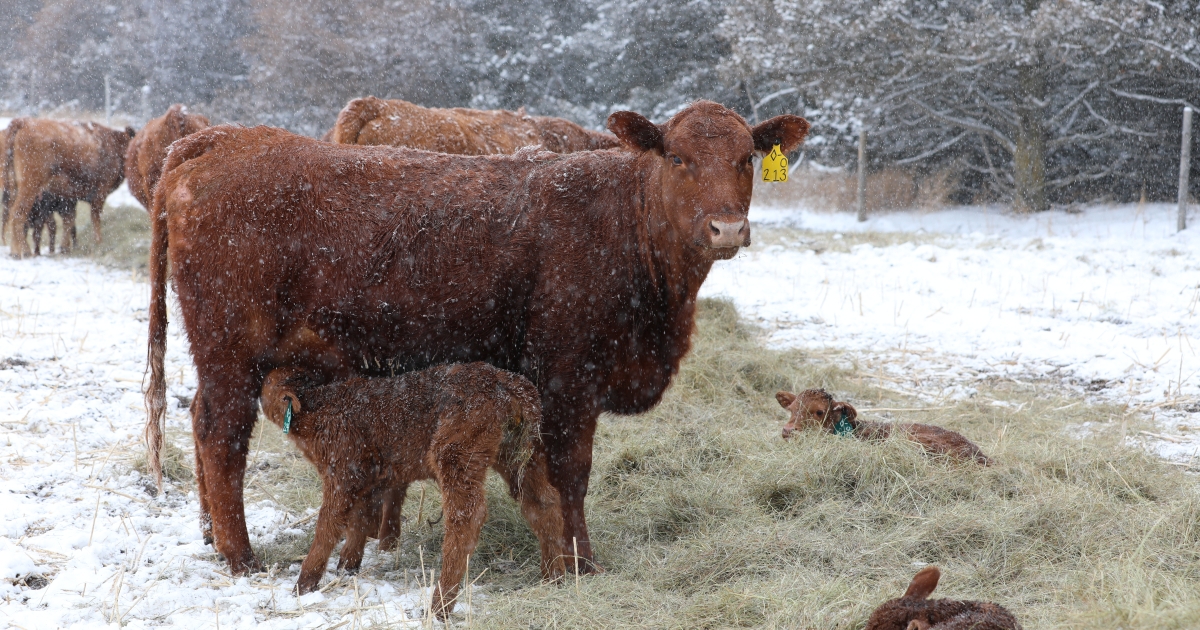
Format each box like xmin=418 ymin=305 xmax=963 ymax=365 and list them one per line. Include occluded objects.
xmin=775 ymin=388 xmax=856 ymax=439
xmin=608 ymin=101 xmax=808 ymax=260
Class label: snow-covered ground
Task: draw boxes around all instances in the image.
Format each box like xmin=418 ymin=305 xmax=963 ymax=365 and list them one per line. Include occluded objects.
xmin=3 ymin=190 xmax=1199 ymax=626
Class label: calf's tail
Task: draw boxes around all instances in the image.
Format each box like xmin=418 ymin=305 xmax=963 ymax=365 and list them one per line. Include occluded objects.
xmin=498 ymin=374 xmax=544 ymax=483
xmin=143 ymin=127 xmax=223 ymax=489
xmin=330 ymin=96 xmax=386 ymax=144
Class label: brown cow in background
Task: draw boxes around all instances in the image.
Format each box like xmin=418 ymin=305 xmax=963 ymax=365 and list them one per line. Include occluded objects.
xmin=145 ymin=101 xmax=808 ymax=575
xmin=328 ymin=96 xmax=618 ymax=153
xmin=2 ymin=125 xmax=76 ymax=254
xmin=3 ymin=118 xmax=133 ymax=257
xmin=125 ymin=104 xmax=209 ymax=209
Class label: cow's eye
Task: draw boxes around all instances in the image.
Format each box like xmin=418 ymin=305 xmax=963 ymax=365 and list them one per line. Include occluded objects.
xmin=671 ymin=155 xmax=683 ymax=166
xmin=746 ymin=155 xmax=754 ymax=166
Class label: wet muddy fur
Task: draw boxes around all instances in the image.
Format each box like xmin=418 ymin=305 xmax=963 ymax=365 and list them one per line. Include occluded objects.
xmin=865 ymin=566 xmax=1021 ymax=630
xmin=776 ymin=389 xmax=993 ymax=465
xmin=259 ymin=362 xmax=566 ymax=618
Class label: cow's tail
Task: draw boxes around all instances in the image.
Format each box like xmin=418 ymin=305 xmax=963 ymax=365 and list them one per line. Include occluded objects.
xmin=330 ymin=96 xmax=386 ymax=144
xmin=144 ymin=126 xmax=223 ymax=490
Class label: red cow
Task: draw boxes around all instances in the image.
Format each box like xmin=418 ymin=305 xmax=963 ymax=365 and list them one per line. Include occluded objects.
xmin=866 ymin=566 xmax=1021 ymax=629
xmin=145 ymin=101 xmax=809 ymax=574
xmin=776 ymin=389 xmax=993 ymax=465
xmin=125 ymin=104 xmax=210 ymax=209
xmin=259 ymin=363 xmax=565 ymax=617
xmin=3 ymin=118 xmax=133 ymax=257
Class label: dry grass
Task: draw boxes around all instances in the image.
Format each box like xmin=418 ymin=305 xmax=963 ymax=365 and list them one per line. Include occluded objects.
xmin=69 ymin=202 xmax=152 ymax=272
xmin=754 ymin=167 xmax=955 ymax=214
xmin=155 ymin=299 xmax=1200 ymax=629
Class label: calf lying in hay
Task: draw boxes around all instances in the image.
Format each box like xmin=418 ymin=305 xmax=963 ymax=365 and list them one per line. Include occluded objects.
xmin=260 ymin=362 xmax=566 ymax=617
xmin=775 ymin=389 xmax=992 ymax=465
xmin=865 ymin=565 xmax=1021 ymax=629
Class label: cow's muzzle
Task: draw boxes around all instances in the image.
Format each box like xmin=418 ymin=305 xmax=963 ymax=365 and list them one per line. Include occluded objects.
xmin=708 ymin=218 xmax=750 ymax=248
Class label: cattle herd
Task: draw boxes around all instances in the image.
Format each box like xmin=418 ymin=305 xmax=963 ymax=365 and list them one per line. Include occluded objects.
xmin=1 ymin=98 xmax=1019 ymax=626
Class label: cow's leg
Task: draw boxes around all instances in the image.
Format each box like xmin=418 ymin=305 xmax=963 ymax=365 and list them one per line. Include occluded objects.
xmin=29 ymin=215 xmax=42 ymax=256
xmin=192 ymin=370 xmax=261 ymax=574
xmin=7 ymin=190 xmax=35 ymax=258
xmin=540 ymin=398 xmax=601 ymax=574
xmin=189 ymin=388 xmax=214 ymax=545
xmin=86 ymin=197 xmax=104 ymax=245
xmin=377 ymin=485 xmax=407 ymax=552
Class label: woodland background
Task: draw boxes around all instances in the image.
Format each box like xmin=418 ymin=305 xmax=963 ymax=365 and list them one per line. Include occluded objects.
xmin=1 ymin=0 xmax=1197 ymax=208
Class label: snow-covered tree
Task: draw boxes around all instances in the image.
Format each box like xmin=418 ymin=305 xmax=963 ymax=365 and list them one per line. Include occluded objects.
xmin=723 ymin=0 xmax=1200 ymax=208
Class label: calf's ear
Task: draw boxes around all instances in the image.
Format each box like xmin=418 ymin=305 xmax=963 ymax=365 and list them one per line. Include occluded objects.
xmin=902 ymin=565 xmax=941 ymax=599
xmin=607 ymin=111 xmax=663 ymax=153
xmin=283 ymin=390 xmax=302 ymax=414
xmin=775 ymin=391 xmax=796 ymax=409
xmin=833 ymin=401 xmax=857 ymax=421
xmin=752 ymin=115 xmax=810 ymax=154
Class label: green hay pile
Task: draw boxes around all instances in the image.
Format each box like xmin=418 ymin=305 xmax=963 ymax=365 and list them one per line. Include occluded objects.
xmin=207 ymin=298 xmax=1200 ymax=629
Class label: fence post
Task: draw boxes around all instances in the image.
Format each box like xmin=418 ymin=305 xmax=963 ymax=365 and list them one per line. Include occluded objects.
xmin=856 ymin=127 xmax=868 ymax=222
xmin=1180 ymin=106 xmax=1193 ymax=233
xmin=104 ymin=74 xmax=111 ymax=126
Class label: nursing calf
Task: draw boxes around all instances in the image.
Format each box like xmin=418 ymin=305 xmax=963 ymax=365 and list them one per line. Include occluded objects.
xmin=259 ymin=363 xmax=565 ymax=617
xmin=866 ymin=566 xmax=1021 ymax=630
xmin=776 ymin=389 xmax=992 ymax=464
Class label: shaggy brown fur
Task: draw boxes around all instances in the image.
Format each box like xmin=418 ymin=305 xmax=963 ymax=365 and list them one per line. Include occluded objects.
xmin=124 ymin=104 xmax=209 ymax=209
xmin=144 ymin=101 xmax=808 ymax=574
xmin=865 ymin=566 xmax=1021 ymax=630
xmin=3 ymin=117 xmax=133 ymax=257
xmin=329 ymin=96 xmax=618 ymax=153
xmin=776 ymin=389 xmax=993 ymax=465
xmin=259 ymin=363 xmax=565 ymax=618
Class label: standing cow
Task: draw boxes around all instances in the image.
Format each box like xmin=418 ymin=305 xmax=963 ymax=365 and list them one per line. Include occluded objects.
xmin=329 ymin=96 xmax=619 ymax=154
xmin=125 ymin=104 xmax=210 ymax=209
xmin=4 ymin=118 xmax=134 ymax=257
xmin=145 ymin=101 xmax=808 ymax=574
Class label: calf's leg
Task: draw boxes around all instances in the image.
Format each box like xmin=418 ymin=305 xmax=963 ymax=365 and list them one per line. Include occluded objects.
xmin=337 ymin=496 xmax=378 ymax=573
xmin=192 ymin=370 xmax=261 ymax=574
xmin=298 ymin=489 xmax=350 ymax=594
xmin=377 ymin=485 xmax=407 ymax=552
xmin=495 ymin=445 xmax=566 ymax=579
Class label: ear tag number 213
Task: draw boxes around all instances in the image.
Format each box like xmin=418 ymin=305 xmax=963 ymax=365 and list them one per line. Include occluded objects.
xmin=762 ymin=144 xmax=788 ymax=183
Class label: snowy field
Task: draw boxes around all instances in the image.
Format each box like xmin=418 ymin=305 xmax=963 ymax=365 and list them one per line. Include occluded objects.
xmin=3 ymin=189 xmax=1200 ymax=626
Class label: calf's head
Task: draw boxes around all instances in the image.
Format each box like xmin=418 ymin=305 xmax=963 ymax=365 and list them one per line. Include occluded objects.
xmin=260 ymin=367 xmax=324 ymax=428
xmin=607 ymin=101 xmax=809 ymax=260
xmin=775 ymin=388 xmax=857 ymax=439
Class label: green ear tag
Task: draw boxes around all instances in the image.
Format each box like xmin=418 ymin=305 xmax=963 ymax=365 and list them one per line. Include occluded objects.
xmin=283 ymin=398 xmax=293 ymax=434
xmin=833 ymin=411 xmax=854 ymax=437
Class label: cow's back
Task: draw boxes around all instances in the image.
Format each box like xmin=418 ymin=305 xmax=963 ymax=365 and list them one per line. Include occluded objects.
xmin=160 ymin=126 xmax=550 ymax=372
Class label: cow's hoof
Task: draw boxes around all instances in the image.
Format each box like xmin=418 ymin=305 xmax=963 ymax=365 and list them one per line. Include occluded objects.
xmin=227 ymin=554 xmax=264 ymax=576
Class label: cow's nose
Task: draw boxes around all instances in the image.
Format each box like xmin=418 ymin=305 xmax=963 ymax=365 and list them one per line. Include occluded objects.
xmin=781 ymin=426 xmax=793 ymax=440
xmin=709 ymin=219 xmax=747 ymax=248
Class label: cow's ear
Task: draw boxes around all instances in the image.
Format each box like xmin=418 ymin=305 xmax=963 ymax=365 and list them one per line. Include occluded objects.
xmin=833 ymin=401 xmax=857 ymax=422
xmin=125 ymin=126 xmax=137 ymax=138
xmin=607 ymin=111 xmax=663 ymax=153
xmin=752 ymin=115 xmax=809 ymax=154
xmin=775 ymin=391 xmax=796 ymax=409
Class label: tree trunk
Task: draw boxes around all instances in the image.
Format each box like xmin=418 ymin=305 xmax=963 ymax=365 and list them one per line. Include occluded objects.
xmin=1013 ymin=2 xmax=1049 ymax=213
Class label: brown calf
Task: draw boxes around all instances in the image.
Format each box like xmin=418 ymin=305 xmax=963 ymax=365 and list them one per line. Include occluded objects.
xmin=3 ymin=118 xmax=133 ymax=257
xmin=124 ymin=104 xmax=210 ymax=209
xmin=259 ymin=363 xmax=565 ymax=617
xmin=25 ymin=194 xmax=77 ymax=255
xmin=775 ymin=389 xmax=992 ymax=465
xmin=866 ymin=566 xmax=1021 ymax=630
xmin=329 ymin=96 xmax=618 ymax=153
xmin=145 ymin=102 xmax=809 ymax=574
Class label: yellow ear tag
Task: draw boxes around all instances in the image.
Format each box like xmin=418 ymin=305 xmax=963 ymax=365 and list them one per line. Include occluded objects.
xmin=762 ymin=144 xmax=788 ymax=183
